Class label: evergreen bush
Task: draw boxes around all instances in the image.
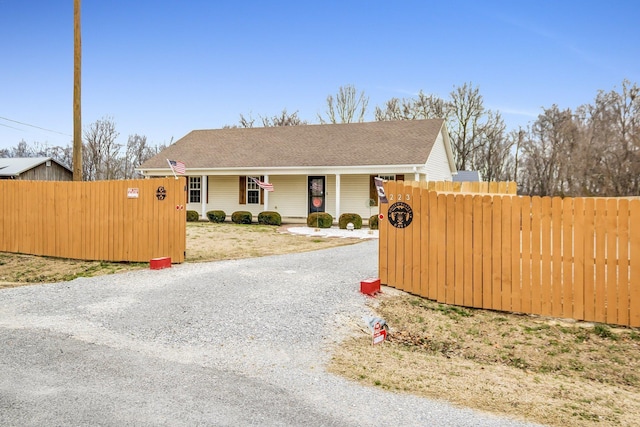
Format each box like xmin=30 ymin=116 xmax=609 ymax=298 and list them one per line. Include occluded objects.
xmin=231 ymin=211 xmax=252 ymax=224
xmin=258 ymin=211 xmax=282 ymax=226
xmin=369 ymin=214 xmax=379 ymax=230
xmin=206 ymin=210 xmax=226 ymax=223
xmin=338 ymin=213 xmax=363 ymax=229
xmin=306 ymin=212 xmax=333 ymax=228
xmin=186 ymin=210 xmax=200 ymax=222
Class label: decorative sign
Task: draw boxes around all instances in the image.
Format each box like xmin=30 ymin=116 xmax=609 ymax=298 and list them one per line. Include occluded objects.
xmin=127 ymin=188 xmax=139 ymax=199
xmin=156 ymin=186 xmax=167 ymax=200
xmin=374 ymin=177 xmax=388 ymax=203
xmin=372 ymin=322 xmax=387 ymax=345
xmin=388 ymin=202 xmax=413 ymax=228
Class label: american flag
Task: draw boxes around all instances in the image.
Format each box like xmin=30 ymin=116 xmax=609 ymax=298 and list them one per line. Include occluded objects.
xmin=249 ymin=176 xmax=274 ymax=192
xmin=168 ymin=160 xmax=186 ymax=174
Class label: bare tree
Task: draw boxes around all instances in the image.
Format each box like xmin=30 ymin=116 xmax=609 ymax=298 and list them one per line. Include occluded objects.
xmin=447 ymin=83 xmax=488 ymax=171
xmin=518 ymin=105 xmax=580 ymax=196
xmin=82 ymin=116 xmax=121 ymax=181
xmin=225 ymin=109 xmax=307 ymax=128
xmin=318 ymin=84 xmax=369 ymax=124
xmin=123 ymin=134 xmax=155 ymax=179
xmin=375 ymin=91 xmax=447 ymax=121
xmin=261 ymin=109 xmax=307 ymax=127
xmin=587 ymin=80 xmax=640 ymax=195
xmin=473 ymin=111 xmax=513 ymax=182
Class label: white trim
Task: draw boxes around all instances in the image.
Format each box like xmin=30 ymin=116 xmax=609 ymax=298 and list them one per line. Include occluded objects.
xmin=335 ymin=174 xmax=341 ymax=220
xmin=201 ymin=175 xmax=207 ymax=218
xmin=263 ymin=174 xmax=269 ymax=210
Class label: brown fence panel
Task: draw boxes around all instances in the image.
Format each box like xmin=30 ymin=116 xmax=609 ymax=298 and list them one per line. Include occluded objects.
xmin=412 ymin=182 xmax=422 ymax=296
xmin=573 ymin=198 xmax=585 ymax=321
xmin=631 ymin=200 xmax=640 ymax=327
xmin=0 ymin=178 xmax=186 ymax=263
xmin=471 ymin=195 xmax=483 ymax=308
xmin=606 ymin=198 xmax=619 ymax=324
xmin=618 ymin=199 xmax=630 ymax=326
xmin=594 ymin=198 xmax=607 ymax=323
xmin=379 ymin=180 xmax=640 ymax=327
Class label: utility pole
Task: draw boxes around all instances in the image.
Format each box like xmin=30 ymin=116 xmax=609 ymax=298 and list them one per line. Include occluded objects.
xmin=73 ymin=0 xmax=82 ymax=181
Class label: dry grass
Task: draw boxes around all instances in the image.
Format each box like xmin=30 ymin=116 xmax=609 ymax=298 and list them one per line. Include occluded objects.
xmin=2 ymin=222 xmax=640 ymax=426
xmin=0 ymin=222 xmax=360 ymax=287
xmin=328 ymin=289 xmax=640 ymax=427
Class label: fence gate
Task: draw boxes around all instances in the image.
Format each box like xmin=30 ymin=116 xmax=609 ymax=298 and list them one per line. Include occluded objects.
xmin=378 ymin=180 xmax=640 ymax=328
xmin=0 ymin=177 xmax=186 ymax=263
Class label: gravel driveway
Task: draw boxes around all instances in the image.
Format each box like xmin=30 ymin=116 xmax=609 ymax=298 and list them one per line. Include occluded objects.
xmin=0 ymin=241 xmax=542 ymax=426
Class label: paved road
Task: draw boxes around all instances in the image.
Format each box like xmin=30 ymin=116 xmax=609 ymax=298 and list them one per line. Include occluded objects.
xmin=0 ymin=241 xmax=542 ymax=426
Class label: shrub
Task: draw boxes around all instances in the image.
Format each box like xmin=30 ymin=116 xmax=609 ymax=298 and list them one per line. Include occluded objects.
xmin=231 ymin=211 xmax=252 ymax=224
xmin=307 ymin=212 xmax=333 ymax=228
xmin=339 ymin=213 xmax=362 ymax=229
xmin=258 ymin=211 xmax=282 ymax=226
xmin=206 ymin=210 xmax=226 ymax=223
xmin=186 ymin=210 xmax=200 ymax=222
xmin=369 ymin=215 xmax=379 ymax=230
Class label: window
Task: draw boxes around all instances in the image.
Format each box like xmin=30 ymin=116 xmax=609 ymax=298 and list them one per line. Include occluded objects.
xmin=247 ymin=176 xmax=260 ymax=204
xmin=189 ymin=177 xmax=201 ymax=203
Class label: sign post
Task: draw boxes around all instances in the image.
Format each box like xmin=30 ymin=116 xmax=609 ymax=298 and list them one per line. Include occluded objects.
xmin=372 ymin=321 xmax=387 ymax=345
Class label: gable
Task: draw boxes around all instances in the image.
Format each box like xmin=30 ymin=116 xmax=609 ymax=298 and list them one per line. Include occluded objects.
xmin=0 ymin=157 xmax=72 ymax=178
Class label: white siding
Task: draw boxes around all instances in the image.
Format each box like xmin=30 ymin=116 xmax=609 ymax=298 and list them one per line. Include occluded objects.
xmin=268 ymin=176 xmax=307 ymax=219
xmin=425 ymin=131 xmax=454 ymax=181
xmin=339 ymin=175 xmax=378 ymax=220
xmin=201 ymin=175 xmax=310 ymax=221
xmin=207 ymin=176 xmax=244 ymax=216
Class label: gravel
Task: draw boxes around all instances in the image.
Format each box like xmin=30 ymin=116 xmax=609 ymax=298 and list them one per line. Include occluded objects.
xmin=0 ymin=240 xmax=543 ymax=426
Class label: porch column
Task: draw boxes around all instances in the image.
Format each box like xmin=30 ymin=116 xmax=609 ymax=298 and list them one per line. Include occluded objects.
xmin=335 ymin=174 xmax=341 ymax=221
xmin=263 ymin=174 xmax=269 ymax=210
xmin=201 ymin=175 xmax=207 ymax=218
xmin=415 ymin=172 xmax=421 ymax=181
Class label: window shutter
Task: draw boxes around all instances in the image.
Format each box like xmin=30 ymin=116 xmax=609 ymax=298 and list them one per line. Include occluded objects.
xmin=206 ymin=176 xmax=209 ymax=204
xmin=397 ymin=174 xmax=405 ymax=181
xmin=369 ymin=175 xmax=378 ymax=206
xmin=239 ymin=176 xmax=246 ymax=204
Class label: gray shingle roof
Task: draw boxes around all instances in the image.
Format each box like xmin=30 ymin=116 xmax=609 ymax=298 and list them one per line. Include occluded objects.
xmin=0 ymin=157 xmax=65 ymax=176
xmin=140 ymin=119 xmax=446 ymax=170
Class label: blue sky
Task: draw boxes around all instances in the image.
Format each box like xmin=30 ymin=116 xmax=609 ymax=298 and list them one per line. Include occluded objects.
xmin=1 ymin=0 xmax=639 ymax=151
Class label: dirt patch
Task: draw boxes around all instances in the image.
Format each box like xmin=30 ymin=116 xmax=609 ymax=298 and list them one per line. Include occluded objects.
xmin=328 ymin=290 xmax=640 ymax=427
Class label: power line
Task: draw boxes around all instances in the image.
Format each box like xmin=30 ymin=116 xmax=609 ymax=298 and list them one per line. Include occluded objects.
xmin=0 ymin=116 xmax=72 ymax=137
xmin=0 ymin=121 xmax=25 ymax=132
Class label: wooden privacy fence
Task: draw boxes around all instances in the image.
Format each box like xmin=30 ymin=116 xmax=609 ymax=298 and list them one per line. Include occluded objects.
xmin=379 ymin=180 xmax=640 ymax=328
xmin=0 ymin=178 xmax=186 ymax=263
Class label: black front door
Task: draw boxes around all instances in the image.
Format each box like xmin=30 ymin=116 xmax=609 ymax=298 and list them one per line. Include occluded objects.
xmin=308 ymin=176 xmax=325 ymax=214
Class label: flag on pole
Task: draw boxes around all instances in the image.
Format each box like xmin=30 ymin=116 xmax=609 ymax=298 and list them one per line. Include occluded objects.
xmin=249 ymin=176 xmax=274 ymax=192
xmin=168 ymin=160 xmax=186 ymax=174
xmin=374 ymin=177 xmax=388 ymax=203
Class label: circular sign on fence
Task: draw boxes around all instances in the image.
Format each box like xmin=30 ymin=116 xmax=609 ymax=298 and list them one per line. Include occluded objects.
xmin=156 ymin=186 xmax=167 ymax=200
xmin=388 ymin=202 xmax=413 ymax=229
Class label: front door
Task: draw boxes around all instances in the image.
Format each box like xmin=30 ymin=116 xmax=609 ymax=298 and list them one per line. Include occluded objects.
xmin=308 ymin=176 xmax=325 ymax=214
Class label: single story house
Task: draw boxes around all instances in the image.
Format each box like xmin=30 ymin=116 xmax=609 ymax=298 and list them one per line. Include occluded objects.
xmin=0 ymin=157 xmax=73 ymax=181
xmin=138 ymin=119 xmax=457 ymax=223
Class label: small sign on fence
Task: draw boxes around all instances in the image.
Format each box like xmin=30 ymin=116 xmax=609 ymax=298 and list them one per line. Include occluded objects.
xmin=127 ymin=188 xmax=139 ymax=199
